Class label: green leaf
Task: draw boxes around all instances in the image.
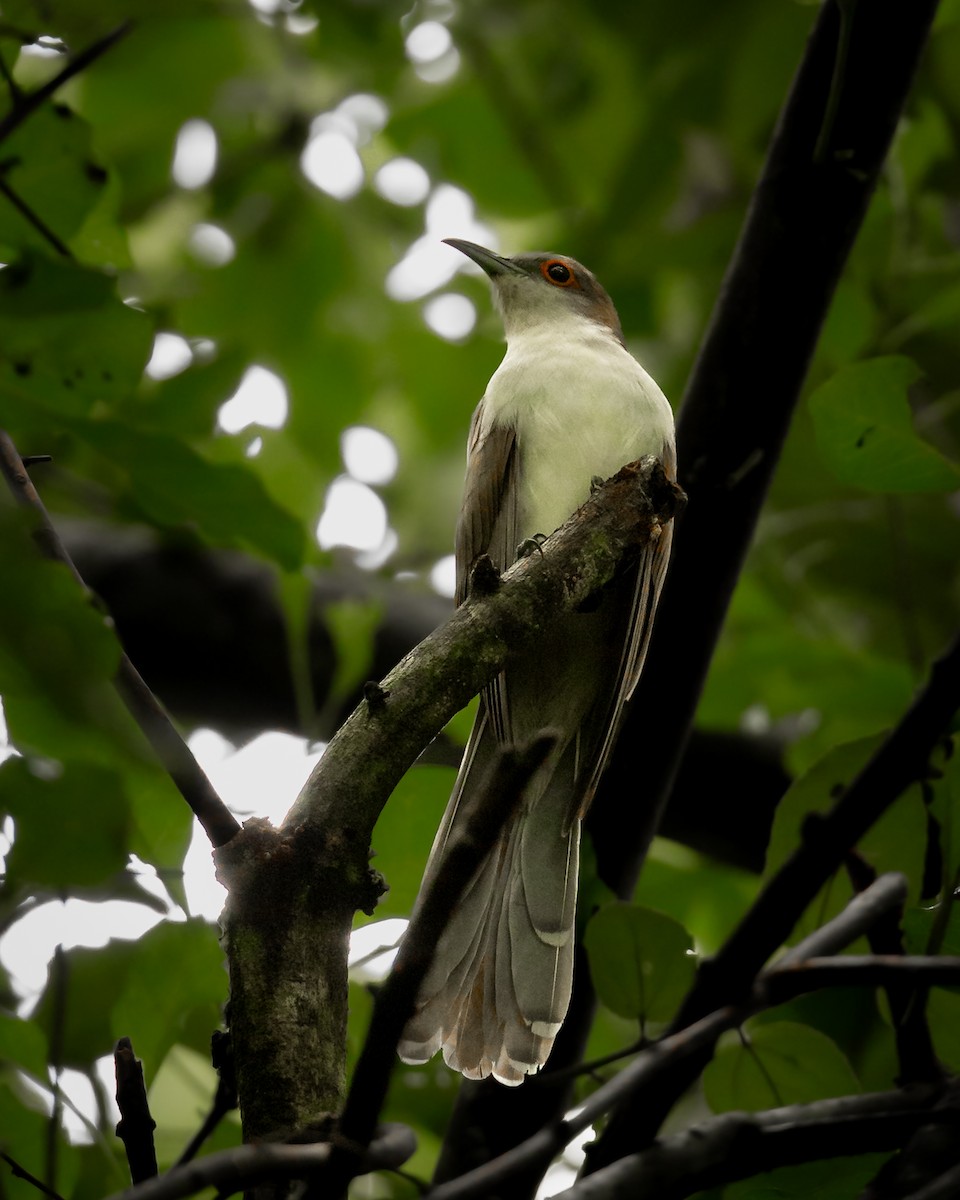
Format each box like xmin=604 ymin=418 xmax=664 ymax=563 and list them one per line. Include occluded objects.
xmin=0 ymin=1012 xmax=48 ymax=1078
xmin=0 ymin=253 xmax=152 ymax=417
xmin=367 ymin=765 xmax=451 ymax=920
xmin=763 ymin=736 xmax=927 ymax=943
xmin=34 ymin=920 xmax=224 ymax=1071
xmin=584 ymin=903 xmax=696 ymax=1024
xmin=0 ymin=511 xmax=125 ymax=746
xmin=74 ymin=420 xmax=306 ymax=569
xmin=324 ymin=598 xmax=383 ymax=706
xmin=147 ymin=1043 xmax=240 ymax=1169
xmin=704 ymin=1021 xmax=860 ymax=1113
xmin=723 ymin=1154 xmax=888 ymax=1200
xmin=808 ymin=356 xmax=960 ymax=492
xmin=0 ymin=105 xmax=108 ymax=254
xmin=0 ymin=758 xmax=131 ymax=892
xmin=110 ymin=920 xmax=226 ymax=1072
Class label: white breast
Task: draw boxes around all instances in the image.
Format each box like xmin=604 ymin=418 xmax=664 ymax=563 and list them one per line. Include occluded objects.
xmin=481 ymin=317 xmax=675 ymax=538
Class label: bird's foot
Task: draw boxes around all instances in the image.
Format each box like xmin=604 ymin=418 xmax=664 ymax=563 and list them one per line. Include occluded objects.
xmin=516 ymin=533 xmax=548 ymax=560
xmin=589 ymin=474 xmax=605 ymax=495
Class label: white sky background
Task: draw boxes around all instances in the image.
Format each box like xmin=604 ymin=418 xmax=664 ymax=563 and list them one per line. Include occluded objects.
xmin=2 ymin=10 xmax=592 ymax=1191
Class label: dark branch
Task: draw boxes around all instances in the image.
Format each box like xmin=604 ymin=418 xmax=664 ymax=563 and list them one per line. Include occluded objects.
xmin=0 ymin=1153 xmax=65 ymax=1200
xmin=173 ymin=1032 xmax=237 ymax=1168
xmin=777 ymin=871 xmax=909 ymax=965
xmin=0 ymin=177 xmax=72 ymax=257
xmin=759 ymin=956 xmax=960 ymax=1006
xmin=592 ymin=626 xmax=960 ymax=1164
xmin=100 ymin=1125 xmax=415 ymax=1200
xmin=0 ymin=23 xmax=132 ymax=148
xmin=558 ymin=1086 xmax=957 ymax=1200
xmin=846 ymin=853 xmax=943 ymax=1084
xmin=114 ymin=1038 xmax=158 ymax=1184
xmin=323 ymin=734 xmax=557 ymax=1195
xmin=427 ymin=880 xmax=960 ymax=1200
xmin=452 ymin=0 xmax=940 ymax=1183
xmin=0 ymin=430 xmax=241 ymax=848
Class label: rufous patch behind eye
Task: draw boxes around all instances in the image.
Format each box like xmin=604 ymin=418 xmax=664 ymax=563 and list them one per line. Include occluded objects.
xmin=540 ymin=259 xmax=578 ymax=288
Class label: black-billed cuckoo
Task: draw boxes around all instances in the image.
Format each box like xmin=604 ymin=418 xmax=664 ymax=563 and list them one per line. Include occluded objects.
xmin=398 ymin=240 xmax=676 ymax=1084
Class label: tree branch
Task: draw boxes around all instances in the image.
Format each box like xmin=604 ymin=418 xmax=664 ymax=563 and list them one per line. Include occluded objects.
xmin=215 ymin=459 xmax=680 ymax=1147
xmin=0 ymin=1153 xmax=65 ymax=1200
xmin=591 ymin=625 xmax=960 ymax=1165
xmin=427 ymin=879 xmax=959 ymax=1200
xmin=114 ymin=1038 xmax=158 ymax=1185
xmin=99 ymin=1125 xmax=416 ymax=1200
xmin=558 ymin=1087 xmax=958 ymax=1200
xmin=846 ymin=853 xmax=943 ymax=1085
xmin=284 ymin=457 xmax=680 ymax=847
xmin=0 ymin=431 xmax=240 ymax=848
xmin=777 ymin=871 xmax=909 ymax=965
xmin=0 ymin=177 xmax=72 ymax=257
xmin=0 ymin=23 xmax=132 ymax=148
xmin=322 ymin=734 xmax=557 ymax=1196
xmin=447 ymin=0 xmax=940 ymax=1184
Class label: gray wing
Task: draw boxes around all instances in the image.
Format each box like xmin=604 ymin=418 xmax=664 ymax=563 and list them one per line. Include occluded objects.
xmin=454 ymin=399 xmax=519 ymax=605
xmin=454 ymin=400 xmax=519 ymax=744
xmin=576 ymin=436 xmax=677 ymax=819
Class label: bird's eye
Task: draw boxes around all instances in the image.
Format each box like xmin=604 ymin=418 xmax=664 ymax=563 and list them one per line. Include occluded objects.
xmin=540 ymin=260 xmax=577 ymax=287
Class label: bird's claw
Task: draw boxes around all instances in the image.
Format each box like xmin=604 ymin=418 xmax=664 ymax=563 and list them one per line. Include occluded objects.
xmin=589 ymin=474 xmax=605 ymax=495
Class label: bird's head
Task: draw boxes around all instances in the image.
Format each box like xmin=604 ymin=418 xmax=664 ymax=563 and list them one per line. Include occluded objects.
xmin=444 ymin=239 xmax=624 ymax=346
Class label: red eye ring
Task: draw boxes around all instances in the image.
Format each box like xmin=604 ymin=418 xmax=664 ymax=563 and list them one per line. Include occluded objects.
xmin=540 ymin=259 xmax=578 ymax=288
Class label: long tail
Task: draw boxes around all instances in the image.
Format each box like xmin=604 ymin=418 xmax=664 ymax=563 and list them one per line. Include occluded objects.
xmin=397 ymin=713 xmax=579 ymax=1085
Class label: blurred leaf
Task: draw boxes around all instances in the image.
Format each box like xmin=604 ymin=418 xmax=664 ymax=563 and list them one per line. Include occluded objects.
xmin=763 ymin=736 xmax=927 ymax=942
xmin=35 ymin=920 xmax=223 ymax=1069
xmin=634 ymin=839 xmax=759 ymax=955
xmin=0 ymin=105 xmax=108 ymax=254
xmin=0 ymin=510 xmax=123 ymax=737
xmin=147 ymin=1043 xmax=240 ymax=1169
xmin=324 ymin=598 xmax=383 ymax=706
xmin=0 ymin=758 xmax=130 ymax=891
xmin=0 ymin=1012 xmax=48 ymax=1077
xmin=704 ymin=1021 xmax=860 ymax=1113
xmin=0 ymin=253 xmax=152 ymax=418
xmin=809 ymin=357 xmax=960 ymax=492
xmin=110 ymin=919 xmax=226 ymax=1071
xmin=723 ymin=1154 xmax=888 ymax=1200
xmin=72 ymin=421 xmax=306 ymax=569
xmin=584 ymin=903 xmax=696 ymax=1024
xmin=367 ymin=764 xmax=451 ymax=921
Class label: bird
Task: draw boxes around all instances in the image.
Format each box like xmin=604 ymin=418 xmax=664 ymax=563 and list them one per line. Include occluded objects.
xmin=397 ymin=239 xmax=676 ymax=1085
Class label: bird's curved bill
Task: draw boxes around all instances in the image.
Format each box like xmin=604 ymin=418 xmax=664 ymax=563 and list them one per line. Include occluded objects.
xmin=443 ymin=238 xmax=523 ymax=277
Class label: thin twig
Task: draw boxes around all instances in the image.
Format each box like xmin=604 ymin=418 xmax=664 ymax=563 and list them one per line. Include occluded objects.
xmin=0 ymin=23 xmax=132 ymax=148
xmin=114 ymin=1038 xmax=158 ymax=1184
xmin=777 ymin=871 xmax=909 ymax=965
xmin=427 ymin=1006 xmax=741 ymax=1200
xmin=427 ymin=900 xmax=960 ymax=1200
xmin=321 ymin=733 xmax=558 ymax=1197
xmin=683 ymin=633 xmax=960 ymax=1006
xmin=0 ymin=1152 xmax=66 ymax=1200
xmin=173 ymin=1033 xmax=237 ymax=1168
xmin=45 ymin=946 xmax=67 ymax=1193
xmin=589 ymin=628 xmax=960 ymax=1166
xmin=100 ymin=1125 xmax=415 ymax=1200
xmin=0 ymin=176 xmax=72 ymax=257
xmin=0 ymin=431 xmax=241 ymax=848
xmin=846 ymin=853 xmax=942 ymax=1084
xmin=759 ymin=955 xmax=960 ymax=1005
